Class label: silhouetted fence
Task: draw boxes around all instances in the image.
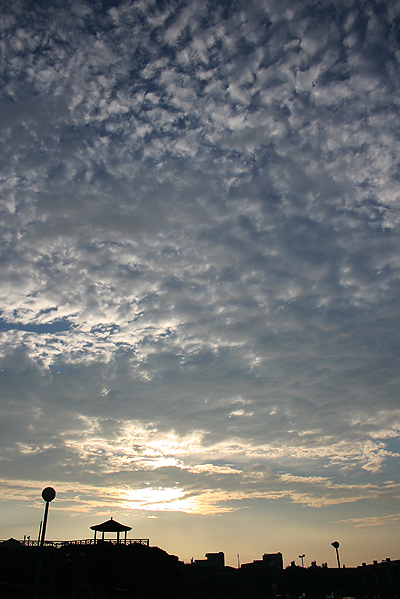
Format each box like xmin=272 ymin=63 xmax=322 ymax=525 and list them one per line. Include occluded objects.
xmin=1 ymin=538 xmax=149 ymax=547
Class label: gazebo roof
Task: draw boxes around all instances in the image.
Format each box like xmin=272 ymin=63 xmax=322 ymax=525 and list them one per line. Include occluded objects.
xmin=90 ymin=517 xmax=132 ymax=532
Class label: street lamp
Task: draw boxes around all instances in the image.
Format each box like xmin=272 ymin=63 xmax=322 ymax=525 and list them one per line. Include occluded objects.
xmin=67 ymin=552 xmax=85 ymax=595
xmin=331 ymin=541 xmax=344 ymax=597
xmin=298 ymin=554 xmax=306 ymax=596
xmin=33 ymin=487 xmax=56 ymax=599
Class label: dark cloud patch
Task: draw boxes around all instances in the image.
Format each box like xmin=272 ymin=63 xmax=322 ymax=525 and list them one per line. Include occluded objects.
xmin=0 ymin=317 xmax=72 ymax=334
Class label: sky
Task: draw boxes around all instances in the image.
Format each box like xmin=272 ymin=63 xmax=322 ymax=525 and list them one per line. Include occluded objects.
xmin=0 ymin=0 xmax=399 ymax=569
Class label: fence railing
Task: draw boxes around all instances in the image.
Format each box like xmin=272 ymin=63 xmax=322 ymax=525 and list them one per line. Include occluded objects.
xmin=1 ymin=538 xmax=150 ymax=547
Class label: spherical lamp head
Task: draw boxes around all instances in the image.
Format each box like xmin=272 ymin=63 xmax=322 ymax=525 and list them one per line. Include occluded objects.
xmin=331 ymin=541 xmax=339 ymax=549
xmin=42 ymin=487 xmax=56 ymax=502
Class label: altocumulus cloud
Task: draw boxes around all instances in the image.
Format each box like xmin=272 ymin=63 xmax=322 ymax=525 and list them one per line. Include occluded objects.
xmin=0 ymin=0 xmax=400 ymax=520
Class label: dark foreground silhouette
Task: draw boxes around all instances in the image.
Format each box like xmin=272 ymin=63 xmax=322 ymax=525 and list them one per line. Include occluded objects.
xmin=1 ymin=541 xmax=400 ymax=599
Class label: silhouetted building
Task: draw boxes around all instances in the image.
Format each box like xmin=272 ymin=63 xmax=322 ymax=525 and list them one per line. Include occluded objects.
xmin=357 ymin=557 xmax=400 ymax=589
xmin=263 ymin=552 xmax=283 ymax=569
xmin=194 ymin=552 xmax=225 ymax=567
xmin=206 ymin=552 xmax=225 ymax=567
xmin=241 ymin=552 xmax=283 ymax=570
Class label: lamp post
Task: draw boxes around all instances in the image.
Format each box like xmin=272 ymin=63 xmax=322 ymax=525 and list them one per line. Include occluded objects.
xmin=33 ymin=487 xmax=56 ymax=599
xmin=270 ymin=561 xmax=277 ymax=598
xmin=4 ymin=560 xmax=10 ymax=599
xmin=331 ymin=541 xmax=344 ymax=597
xmin=67 ymin=552 xmax=85 ymax=596
xmin=299 ymin=554 xmax=306 ymax=596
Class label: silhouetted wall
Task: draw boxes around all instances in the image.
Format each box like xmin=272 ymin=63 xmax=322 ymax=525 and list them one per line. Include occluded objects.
xmin=1 ymin=542 xmax=400 ymax=599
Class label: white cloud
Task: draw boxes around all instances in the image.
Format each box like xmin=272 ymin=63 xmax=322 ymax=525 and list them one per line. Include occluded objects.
xmin=329 ymin=512 xmax=400 ymax=528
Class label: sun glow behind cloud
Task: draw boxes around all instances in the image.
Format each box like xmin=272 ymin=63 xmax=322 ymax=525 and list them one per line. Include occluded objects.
xmin=58 ymin=416 xmax=398 ymax=475
xmin=124 ymin=487 xmax=196 ymax=512
xmin=11 ymin=416 xmax=391 ymax=516
xmin=123 ymin=486 xmax=271 ymax=516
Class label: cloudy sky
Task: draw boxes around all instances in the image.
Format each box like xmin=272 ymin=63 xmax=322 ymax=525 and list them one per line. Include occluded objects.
xmin=1 ymin=0 xmax=400 ymax=567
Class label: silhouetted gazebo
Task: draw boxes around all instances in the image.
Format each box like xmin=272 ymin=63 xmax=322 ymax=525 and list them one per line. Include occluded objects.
xmin=90 ymin=517 xmax=132 ymax=543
